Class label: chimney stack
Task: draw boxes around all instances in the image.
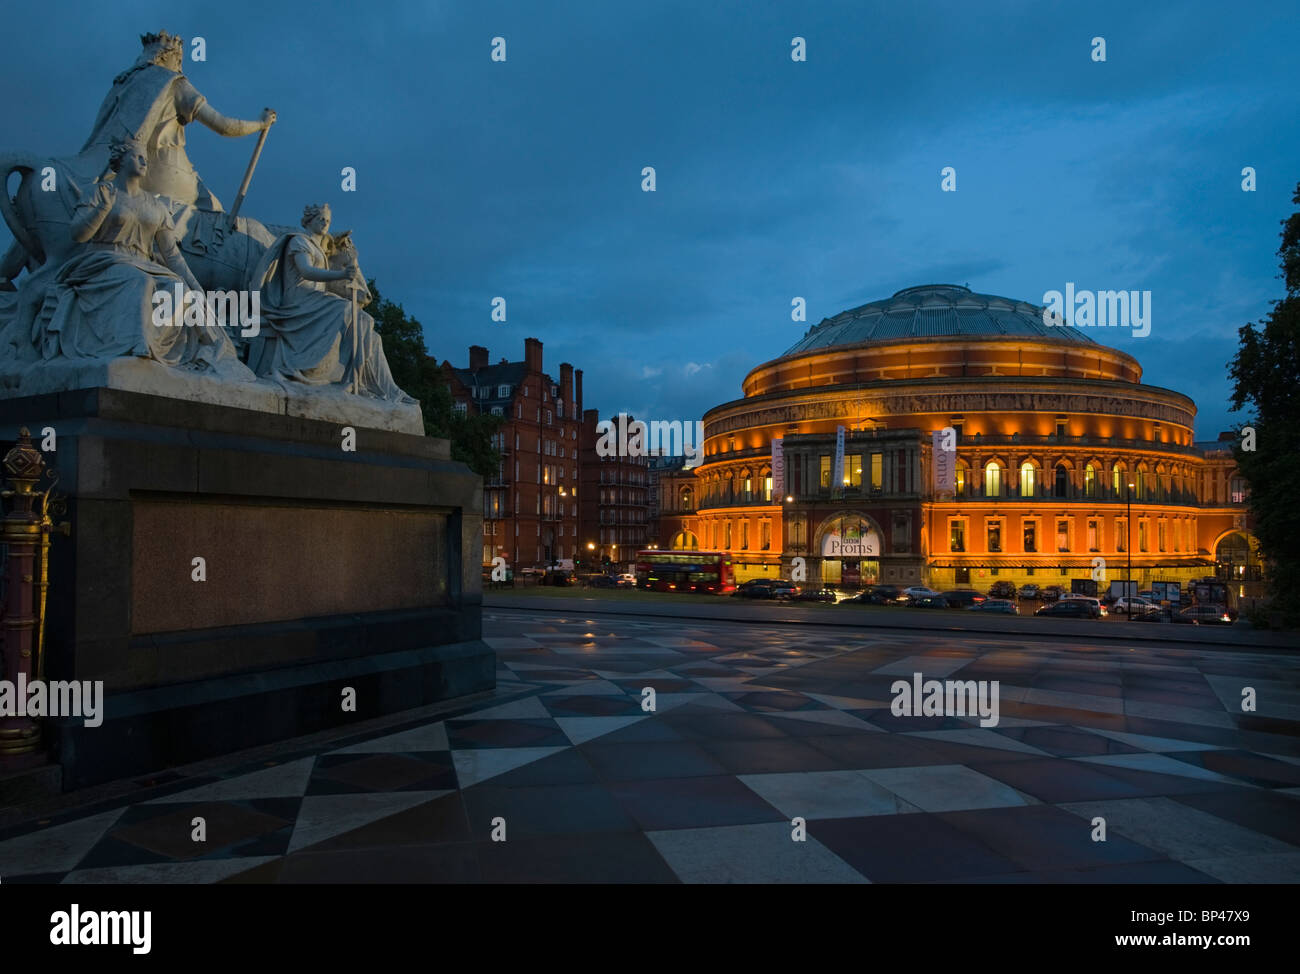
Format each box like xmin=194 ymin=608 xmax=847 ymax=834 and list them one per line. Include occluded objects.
xmin=524 ymin=337 xmax=543 ymax=374
xmin=575 ymin=368 xmax=583 ymax=413
xmin=559 ymin=362 xmax=573 ymax=403
xmin=469 ymin=345 xmax=488 ymax=371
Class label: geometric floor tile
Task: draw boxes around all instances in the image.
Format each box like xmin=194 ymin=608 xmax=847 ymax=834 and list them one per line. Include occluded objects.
xmin=647 ymin=822 xmax=870 ymax=883
xmin=142 ymin=757 xmax=317 ymax=803
xmin=451 ymin=747 xmax=569 ymax=788
xmin=857 ymin=765 xmax=1037 ymax=812
xmin=287 ymin=792 xmax=451 ymax=852
xmin=738 ymin=769 xmax=921 ymax=819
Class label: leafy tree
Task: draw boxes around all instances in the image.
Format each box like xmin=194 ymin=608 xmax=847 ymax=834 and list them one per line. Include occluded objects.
xmin=1228 ymin=181 xmax=1300 ymax=625
xmin=366 ymin=281 xmax=501 ymax=479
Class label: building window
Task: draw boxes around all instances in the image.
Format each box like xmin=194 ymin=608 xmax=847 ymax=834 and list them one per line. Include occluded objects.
xmin=497 ymin=384 xmax=510 ymax=397
xmin=1054 ymin=464 xmax=1068 ymax=498
xmin=1230 ymin=477 xmax=1246 ymax=504
xmin=846 ymin=454 xmax=863 ymax=488
xmin=1055 ymin=419 xmax=1068 ymax=439
xmin=1020 ymin=462 xmax=1036 ymax=498
xmin=818 ymin=455 xmax=831 ymax=488
xmin=987 ymin=520 xmax=1002 ymax=553
xmin=1084 ymin=463 xmax=1097 ymax=498
xmin=950 ymin=520 xmax=966 ymax=552
xmin=491 ymin=406 xmax=503 ymax=416
xmin=1056 ymin=519 xmax=1070 ymax=552
xmin=1139 ymin=520 xmax=1149 ymax=553
xmin=1158 ymin=520 xmax=1167 ymax=552
xmin=764 ymin=476 xmax=773 ymax=501
xmin=955 ymin=461 xmax=968 ymax=498
xmin=453 ymin=401 xmax=468 ymax=415
xmin=1117 ymin=518 xmax=1127 ymax=553
xmin=955 ymin=567 xmax=970 ymax=584
xmin=761 ymin=521 xmax=771 ymax=550
xmin=985 ymin=462 xmax=1002 ymax=498
xmin=724 ymin=521 xmax=732 ymax=549
xmin=1112 ymin=463 xmax=1123 ymax=495
xmin=893 ymin=514 xmax=910 ymax=553
xmin=1023 ymin=520 xmax=1037 ymax=553
xmin=1087 ymin=519 xmax=1099 ymax=552
xmin=870 ymin=453 xmax=883 ymax=491
xmin=740 ymin=521 xmax=749 ymax=550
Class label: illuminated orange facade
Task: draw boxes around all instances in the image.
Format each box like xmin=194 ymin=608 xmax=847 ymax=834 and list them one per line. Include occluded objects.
xmin=660 ymin=285 xmax=1259 ymax=595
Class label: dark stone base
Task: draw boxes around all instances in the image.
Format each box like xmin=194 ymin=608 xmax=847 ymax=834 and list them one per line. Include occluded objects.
xmin=0 ymin=386 xmax=492 ymax=791
xmin=52 ymin=637 xmax=494 ymax=790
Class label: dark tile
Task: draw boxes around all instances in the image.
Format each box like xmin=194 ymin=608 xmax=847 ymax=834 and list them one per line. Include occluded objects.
xmin=307 ymin=753 xmax=458 ymax=794
xmin=296 ymin=792 xmax=472 ymax=851
xmin=803 ymin=733 xmax=951 ymax=769
xmin=936 ymin=805 xmax=1165 ymax=871
xmin=1173 ymin=751 xmax=1300 ymax=788
xmin=479 ymin=748 xmax=600 ymax=787
xmin=79 ymin=799 xmax=298 ymax=868
xmin=273 ymin=843 xmax=481 ymax=883
xmin=813 ymin=813 xmax=1022 ymax=882
xmin=446 ymin=719 xmax=569 ymax=749
xmin=610 ymin=775 xmax=786 ymax=830
xmin=661 ymin=713 xmax=788 ymax=742
xmin=475 ymin=832 xmax=680 ymax=883
xmin=540 ymin=695 xmax=644 ymax=718
xmin=698 ymin=737 xmax=843 ymax=775
xmin=462 ymin=782 xmax=639 ymax=838
xmin=1171 ymin=788 xmax=1300 ymax=845
xmin=995 ymin=726 xmax=1144 ymax=757
xmin=723 ymin=691 xmax=829 ymax=713
xmin=581 ymin=741 xmax=729 ymax=782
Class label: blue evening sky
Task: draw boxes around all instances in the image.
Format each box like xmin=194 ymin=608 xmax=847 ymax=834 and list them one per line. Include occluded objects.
xmin=4 ymin=0 xmax=1297 ymax=437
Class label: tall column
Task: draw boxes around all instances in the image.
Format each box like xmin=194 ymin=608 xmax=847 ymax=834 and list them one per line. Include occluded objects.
xmin=0 ymin=429 xmax=45 ymax=756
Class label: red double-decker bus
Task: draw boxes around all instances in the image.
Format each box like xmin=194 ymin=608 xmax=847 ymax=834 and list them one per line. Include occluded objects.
xmin=635 ymin=550 xmax=735 ymax=594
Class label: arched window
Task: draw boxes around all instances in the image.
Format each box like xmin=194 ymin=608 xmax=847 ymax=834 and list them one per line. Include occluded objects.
xmin=1084 ymin=463 xmax=1097 ymax=499
xmin=680 ymin=486 xmax=695 ymax=512
xmin=1020 ymin=462 xmax=1036 ymax=498
xmin=984 ymin=461 xmax=1002 ymax=498
xmin=1112 ymin=463 xmax=1124 ymax=496
xmin=1136 ymin=468 xmax=1147 ymax=501
xmin=1054 ymin=464 xmax=1068 ymax=499
xmin=955 ymin=460 xmax=969 ymax=498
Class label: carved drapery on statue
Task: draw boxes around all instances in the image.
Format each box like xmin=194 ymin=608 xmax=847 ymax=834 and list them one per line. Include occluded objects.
xmin=0 ymin=30 xmax=419 ymax=428
xmin=249 ymin=232 xmax=413 ymax=403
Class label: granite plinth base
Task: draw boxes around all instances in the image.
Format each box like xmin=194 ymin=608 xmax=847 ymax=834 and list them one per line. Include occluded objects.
xmin=0 ymin=387 xmax=491 ymax=790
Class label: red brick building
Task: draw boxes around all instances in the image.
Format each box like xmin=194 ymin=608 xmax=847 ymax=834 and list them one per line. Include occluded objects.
xmin=443 ymin=338 xmax=583 ymax=570
xmin=579 ymin=411 xmax=650 ymax=570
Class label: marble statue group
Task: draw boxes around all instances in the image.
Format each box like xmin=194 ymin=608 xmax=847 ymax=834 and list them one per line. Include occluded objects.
xmin=0 ymin=30 xmax=415 ymax=409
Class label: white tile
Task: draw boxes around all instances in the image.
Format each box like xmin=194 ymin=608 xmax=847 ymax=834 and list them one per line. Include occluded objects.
xmin=460 ymin=697 xmax=552 ymax=721
xmin=0 ymin=808 xmax=127 ymax=877
xmin=647 ymin=822 xmax=868 ymax=884
xmin=142 ymin=757 xmax=317 ymax=803
xmin=858 ymin=765 xmax=1035 ymax=813
xmin=1073 ymin=753 xmax=1252 ymax=787
xmin=1078 ymin=727 xmax=1227 ymax=753
xmin=1059 ymin=797 xmax=1293 ymax=860
xmin=554 ymin=716 xmax=647 ymax=745
xmin=739 ymin=770 xmax=921 ymax=820
xmin=903 ymin=728 xmax=1052 ymax=756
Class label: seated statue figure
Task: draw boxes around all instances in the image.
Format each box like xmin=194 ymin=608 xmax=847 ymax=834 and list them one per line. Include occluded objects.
xmin=249 ymin=204 xmax=414 ymax=403
xmin=40 ymin=137 xmax=251 ymax=377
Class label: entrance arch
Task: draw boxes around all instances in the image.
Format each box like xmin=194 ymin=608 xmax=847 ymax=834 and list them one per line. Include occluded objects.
xmin=812 ymin=512 xmax=883 ymax=588
xmin=670 ymin=530 xmax=700 ymax=551
xmin=1213 ymin=531 xmax=1261 ymax=581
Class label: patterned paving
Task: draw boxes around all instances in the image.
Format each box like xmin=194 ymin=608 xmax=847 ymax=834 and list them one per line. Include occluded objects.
xmin=1 ymin=610 xmax=1298 ymax=883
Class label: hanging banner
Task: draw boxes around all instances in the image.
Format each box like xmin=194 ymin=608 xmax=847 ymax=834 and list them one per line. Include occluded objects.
xmin=771 ymin=437 xmax=785 ymax=498
xmin=821 ymin=520 xmax=880 ymax=557
xmin=833 ymin=426 xmax=846 ymax=490
xmin=932 ymin=427 xmax=955 ymax=494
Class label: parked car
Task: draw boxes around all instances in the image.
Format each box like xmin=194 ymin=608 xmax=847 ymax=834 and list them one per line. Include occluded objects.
xmin=1059 ymin=595 xmax=1107 ymax=617
xmin=1035 ymin=600 xmax=1093 ymax=618
xmin=969 ymin=598 xmax=1018 ymax=614
xmin=941 ymin=589 xmax=986 ymax=609
xmin=769 ymin=581 xmax=799 ymax=600
xmin=907 ymin=593 xmax=948 ymax=609
xmin=901 ymin=585 xmax=943 ymax=600
xmin=615 ymin=573 xmax=637 ymax=588
xmin=542 ymin=569 xmax=576 ymax=586
xmin=988 ymin=580 xmax=1017 ymax=599
xmin=1040 ymin=585 xmax=1064 ymax=602
xmin=1173 ymin=603 xmax=1234 ymax=625
xmin=794 ymin=588 xmax=836 ymax=603
xmin=735 ymin=582 xmax=775 ymax=599
xmin=841 ymin=585 xmax=902 ymax=605
xmin=1112 ymin=596 xmax=1157 ymax=617
xmin=588 ymin=574 xmax=618 ymax=588
xmin=1018 ymin=584 xmax=1040 ymax=599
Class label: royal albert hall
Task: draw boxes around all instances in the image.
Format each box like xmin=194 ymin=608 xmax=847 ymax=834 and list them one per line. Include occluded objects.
xmin=659 ymin=284 xmax=1258 ymax=595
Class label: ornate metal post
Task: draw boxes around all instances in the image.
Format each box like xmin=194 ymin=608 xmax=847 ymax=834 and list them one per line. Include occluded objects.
xmin=0 ymin=428 xmax=67 ymax=758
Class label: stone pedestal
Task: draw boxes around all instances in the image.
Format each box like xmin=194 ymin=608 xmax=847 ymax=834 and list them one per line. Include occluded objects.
xmin=0 ymin=387 xmax=493 ymax=790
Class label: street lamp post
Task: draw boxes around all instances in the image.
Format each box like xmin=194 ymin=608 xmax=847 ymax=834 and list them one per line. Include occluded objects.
xmin=1127 ymin=481 xmax=1134 ymax=620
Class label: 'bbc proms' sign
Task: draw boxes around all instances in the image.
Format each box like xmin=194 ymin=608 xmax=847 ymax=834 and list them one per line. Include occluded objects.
xmin=821 ymin=521 xmax=880 ymax=557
